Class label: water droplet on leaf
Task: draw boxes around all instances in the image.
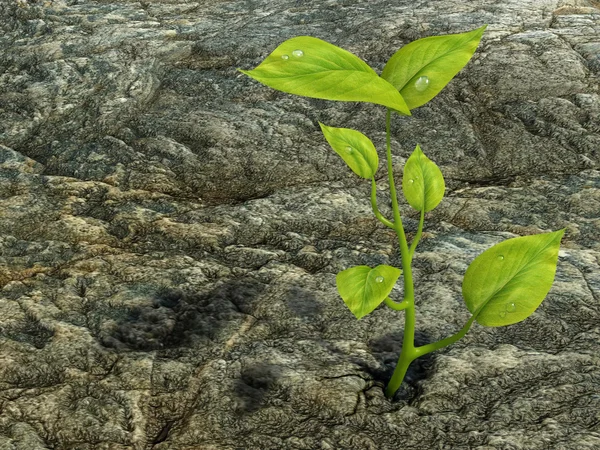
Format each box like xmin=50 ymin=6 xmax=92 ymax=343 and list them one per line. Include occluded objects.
xmin=414 ymin=75 xmax=430 ymax=92
xmin=498 ymin=255 xmax=505 ymax=261
xmin=499 ymin=310 xmax=507 ymax=318
xmin=506 ymin=302 xmax=516 ymax=312
xmin=375 ymin=276 xmax=384 ymax=283
xmin=408 ymin=179 xmax=414 ymax=184
xmin=281 ymin=54 xmax=289 ymax=60
xmin=345 ymin=146 xmax=353 ymax=153
xmin=292 ymin=49 xmax=304 ymax=57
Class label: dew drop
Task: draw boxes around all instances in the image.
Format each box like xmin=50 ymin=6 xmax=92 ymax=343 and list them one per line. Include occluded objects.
xmin=414 ymin=75 xmax=430 ymax=92
xmin=281 ymin=54 xmax=289 ymax=60
xmin=499 ymin=310 xmax=507 ymax=318
xmin=292 ymin=49 xmax=304 ymax=57
xmin=345 ymin=146 xmax=353 ymax=153
xmin=408 ymin=179 xmax=414 ymax=184
xmin=506 ymin=302 xmax=516 ymax=313
xmin=375 ymin=276 xmax=384 ymax=283
xmin=498 ymin=255 xmax=505 ymax=261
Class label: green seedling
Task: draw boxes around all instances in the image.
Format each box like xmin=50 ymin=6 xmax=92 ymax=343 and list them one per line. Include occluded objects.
xmin=239 ymin=26 xmax=564 ymax=398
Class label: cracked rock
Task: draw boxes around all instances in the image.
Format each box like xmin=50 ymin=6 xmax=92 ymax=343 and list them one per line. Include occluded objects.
xmin=0 ymin=0 xmax=599 ymax=449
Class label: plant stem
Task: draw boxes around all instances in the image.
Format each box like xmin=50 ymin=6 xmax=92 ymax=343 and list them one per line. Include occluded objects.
xmin=370 ymin=177 xmax=395 ymax=229
xmin=384 ymin=351 xmax=414 ymax=398
xmin=383 ymin=108 xmax=418 ymax=398
xmin=384 ymin=297 xmax=409 ymax=311
xmin=414 ymin=314 xmax=477 ymax=358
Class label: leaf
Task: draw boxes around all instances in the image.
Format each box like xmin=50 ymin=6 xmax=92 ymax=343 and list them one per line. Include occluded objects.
xmin=462 ymin=230 xmax=565 ymax=327
xmin=381 ymin=25 xmax=487 ymax=110
xmin=402 ymin=144 xmax=445 ymax=212
xmin=238 ymin=36 xmax=411 ymax=115
xmin=319 ymin=123 xmax=379 ymax=179
xmin=336 ymin=265 xmax=402 ymax=319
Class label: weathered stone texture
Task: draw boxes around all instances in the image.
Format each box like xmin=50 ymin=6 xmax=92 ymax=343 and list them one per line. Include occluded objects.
xmin=0 ymin=0 xmax=599 ymax=449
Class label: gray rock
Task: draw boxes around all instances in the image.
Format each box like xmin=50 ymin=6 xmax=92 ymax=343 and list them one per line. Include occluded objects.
xmin=0 ymin=0 xmax=599 ymax=449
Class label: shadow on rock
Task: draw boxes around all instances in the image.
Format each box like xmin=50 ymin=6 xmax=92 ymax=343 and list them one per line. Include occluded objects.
xmin=101 ymin=279 xmax=265 ymax=351
xmin=283 ymin=284 xmax=323 ymax=319
xmin=233 ymin=362 xmax=284 ymax=414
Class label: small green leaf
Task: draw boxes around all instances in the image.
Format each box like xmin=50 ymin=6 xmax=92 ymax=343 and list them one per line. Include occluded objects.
xmin=402 ymin=145 xmax=445 ymax=212
xmin=319 ymin=123 xmax=379 ymax=179
xmin=382 ymin=25 xmax=487 ymax=110
xmin=239 ymin=36 xmax=411 ymax=115
xmin=336 ymin=265 xmax=402 ymax=319
xmin=462 ymin=229 xmax=565 ymax=327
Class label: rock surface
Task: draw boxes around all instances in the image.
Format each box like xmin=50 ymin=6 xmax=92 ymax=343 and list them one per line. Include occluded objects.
xmin=1 ymin=0 xmax=599 ymax=449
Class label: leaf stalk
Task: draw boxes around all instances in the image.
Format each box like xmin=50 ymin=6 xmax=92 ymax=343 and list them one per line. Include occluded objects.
xmin=370 ymin=177 xmax=395 ymax=229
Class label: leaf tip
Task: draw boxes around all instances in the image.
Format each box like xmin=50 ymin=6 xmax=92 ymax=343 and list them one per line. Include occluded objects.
xmin=318 ymin=122 xmax=333 ymax=138
xmin=473 ymin=24 xmax=488 ymax=41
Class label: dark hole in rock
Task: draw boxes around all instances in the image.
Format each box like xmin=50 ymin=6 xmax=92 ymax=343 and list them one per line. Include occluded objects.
xmin=151 ymin=420 xmax=175 ymax=445
xmin=363 ymin=330 xmax=436 ymax=402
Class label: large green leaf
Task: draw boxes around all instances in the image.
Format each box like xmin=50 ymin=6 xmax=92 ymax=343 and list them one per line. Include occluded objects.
xmin=402 ymin=145 xmax=445 ymax=212
xmin=336 ymin=265 xmax=402 ymax=319
xmin=462 ymin=230 xmax=565 ymax=327
xmin=239 ymin=36 xmax=411 ymax=115
xmin=381 ymin=25 xmax=487 ymax=110
xmin=319 ymin=123 xmax=379 ymax=179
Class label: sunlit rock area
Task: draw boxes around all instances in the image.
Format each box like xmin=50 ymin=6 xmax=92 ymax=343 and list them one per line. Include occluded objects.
xmin=0 ymin=0 xmax=599 ymax=448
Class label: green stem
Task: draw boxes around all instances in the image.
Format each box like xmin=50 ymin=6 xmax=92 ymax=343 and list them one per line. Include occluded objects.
xmin=384 ymin=108 xmax=417 ymax=398
xmin=384 ymin=297 xmax=409 ymax=311
xmin=414 ymin=314 xmax=477 ymax=358
xmin=384 ymin=352 xmax=414 ymax=398
xmin=381 ymin=111 xmax=477 ymax=398
xmin=386 ymin=315 xmax=478 ymax=397
xmin=409 ymin=209 xmax=425 ymax=260
xmin=370 ymin=177 xmax=394 ymax=229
